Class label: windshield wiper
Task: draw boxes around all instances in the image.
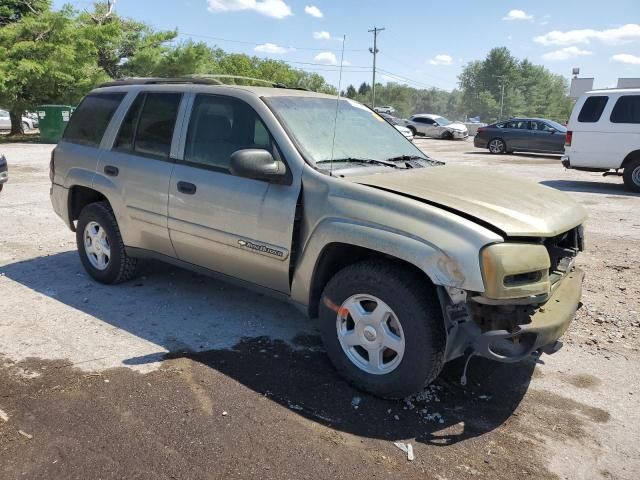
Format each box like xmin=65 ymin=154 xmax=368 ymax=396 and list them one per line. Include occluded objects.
xmin=317 ymin=157 xmax=401 ymax=168
xmin=386 ymin=154 xmax=445 ymax=166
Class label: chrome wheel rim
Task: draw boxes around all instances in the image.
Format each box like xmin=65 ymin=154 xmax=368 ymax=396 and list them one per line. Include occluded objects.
xmin=632 ymin=165 xmax=640 ymax=186
xmin=489 ymin=139 xmax=504 ymax=153
xmin=336 ymin=294 xmax=405 ymax=375
xmin=84 ymin=221 xmax=111 ymax=271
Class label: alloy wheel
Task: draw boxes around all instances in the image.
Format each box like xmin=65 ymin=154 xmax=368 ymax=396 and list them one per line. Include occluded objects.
xmin=335 ymin=294 xmax=405 ymax=375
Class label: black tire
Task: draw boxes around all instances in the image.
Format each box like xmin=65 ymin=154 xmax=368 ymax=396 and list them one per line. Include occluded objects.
xmin=488 ymin=137 xmax=507 ymax=154
xmin=0 ymin=184 xmax=3 ymax=193
xmin=407 ymin=126 xmax=417 ymax=136
xmin=76 ymin=201 xmax=138 ymax=284
xmin=441 ymin=130 xmax=453 ymax=140
xmin=623 ymin=158 xmax=640 ymax=193
xmin=318 ymin=260 xmax=446 ymax=398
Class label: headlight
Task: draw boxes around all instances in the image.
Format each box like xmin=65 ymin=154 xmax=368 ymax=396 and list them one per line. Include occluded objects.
xmin=480 ymin=243 xmax=550 ymax=299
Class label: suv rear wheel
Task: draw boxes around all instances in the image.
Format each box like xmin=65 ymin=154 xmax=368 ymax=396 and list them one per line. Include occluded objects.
xmin=318 ymin=260 xmax=445 ymax=398
xmin=76 ymin=202 xmax=138 ymax=284
xmin=623 ymin=158 xmax=640 ymax=193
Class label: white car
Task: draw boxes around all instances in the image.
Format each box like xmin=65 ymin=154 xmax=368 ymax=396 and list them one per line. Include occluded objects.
xmin=394 ymin=124 xmax=414 ymax=142
xmin=404 ymin=114 xmax=468 ymax=140
xmin=562 ymin=88 xmax=640 ymax=192
xmin=0 ymin=109 xmax=37 ymax=131
xmin=374 ymin=106 xmax=395 ymax=115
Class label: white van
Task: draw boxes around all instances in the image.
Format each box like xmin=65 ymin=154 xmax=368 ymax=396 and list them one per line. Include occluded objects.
xmin=562 ymin=88 xmax=640 ymax=192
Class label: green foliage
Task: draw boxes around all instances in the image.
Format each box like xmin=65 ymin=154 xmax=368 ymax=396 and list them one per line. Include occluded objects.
xmin=459 ymin=47 xmax=574 ymax=123
xmin=0 ymin=5 xmax=107 ymax=133
xmin=0 ymin=0 xmax=50 ymax=26
xmin=343 ymin=82 xmax=466 ymax=121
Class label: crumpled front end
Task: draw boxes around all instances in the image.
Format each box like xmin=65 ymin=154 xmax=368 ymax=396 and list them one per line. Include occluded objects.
xmin=442 ymin=225 xmax=585 ymax=365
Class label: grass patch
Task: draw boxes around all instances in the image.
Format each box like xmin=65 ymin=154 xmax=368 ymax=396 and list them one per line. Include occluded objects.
xmin=0 ymin=132 xmax=48 ymax=144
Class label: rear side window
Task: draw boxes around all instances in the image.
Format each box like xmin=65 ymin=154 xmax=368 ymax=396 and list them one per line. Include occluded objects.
xmin=505 ymin=120 xmax=528 ymax=129
xmin=578 ymin=96 xmax=608 ymax=123
xmin=63 ymin=93 xmax=125 ymax=146
xmin=610 ymin=95 xmax=640 ymax=124
xmin=114 ymin=92 xmax=182 ymax=159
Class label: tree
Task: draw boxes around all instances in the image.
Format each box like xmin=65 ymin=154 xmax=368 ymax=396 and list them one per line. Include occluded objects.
xmin=0 ymin=5 xmax=106 ymax=134
xmin=0 ymin=0 xmax=50 ymax=26
xmin=458 ymin=47 xmax=573 ymax=123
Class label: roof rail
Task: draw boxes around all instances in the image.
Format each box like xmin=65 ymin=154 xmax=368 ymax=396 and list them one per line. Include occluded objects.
xmin=99 ymin=75 xmax=309 ymax=91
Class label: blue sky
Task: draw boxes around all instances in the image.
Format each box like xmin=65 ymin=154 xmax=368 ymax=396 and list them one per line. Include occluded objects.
xmin=54 ymin=0 xmax=640 ymax=91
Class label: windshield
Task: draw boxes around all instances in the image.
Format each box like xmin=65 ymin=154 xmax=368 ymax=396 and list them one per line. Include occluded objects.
xmin=266 ymin=96 xmax=427 ymax=166
xmin=433 ymin=116 xmax=451 ymax=126
xmin=546 ymin=119 xmax=567 ymax=132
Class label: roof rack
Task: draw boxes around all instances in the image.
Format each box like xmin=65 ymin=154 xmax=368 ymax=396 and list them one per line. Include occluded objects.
xmin=99 ymin=75 xmax=309 ymax=91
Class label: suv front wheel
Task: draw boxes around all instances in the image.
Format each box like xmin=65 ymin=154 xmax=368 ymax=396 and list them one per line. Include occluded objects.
xmin=318 ymin=260 xmax=446 ymax=398
xmin=76 ymin=202 xmax=138 ymax=284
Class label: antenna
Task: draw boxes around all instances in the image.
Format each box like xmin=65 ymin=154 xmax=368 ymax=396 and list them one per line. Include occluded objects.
xmin=329 ymin=34 xmax=347 ymax=175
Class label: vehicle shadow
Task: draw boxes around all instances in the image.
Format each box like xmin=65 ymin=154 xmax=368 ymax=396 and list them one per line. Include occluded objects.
xmin=541 ymin=179 xmax=637 ymax=197
xmin=465 ymin=151 xmax=562 ymax=161
xmin=1 ymin=251 xmax=535 ymax=446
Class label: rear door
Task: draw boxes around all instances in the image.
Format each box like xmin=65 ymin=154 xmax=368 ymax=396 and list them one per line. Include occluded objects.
xmin=503 ymin=120 xmax=530 ymax=150
xmin=96 ymin=91 xmax=184 ymax=257
xmin=167 ymin=93 xmax=300 ymax=293
xmin=0 ymin=110 xmax=10 ymax=129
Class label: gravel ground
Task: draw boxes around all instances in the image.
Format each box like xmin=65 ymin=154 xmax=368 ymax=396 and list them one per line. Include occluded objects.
xmin=0 ymin=138 xmax=638 ymax=480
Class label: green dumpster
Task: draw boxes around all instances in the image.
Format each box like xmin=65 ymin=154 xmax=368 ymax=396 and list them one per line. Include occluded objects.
xmin=36 ymin=105 xmax=75 ymax=143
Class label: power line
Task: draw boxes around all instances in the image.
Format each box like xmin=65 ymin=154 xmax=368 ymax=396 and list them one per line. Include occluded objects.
xmin=176 ymin=31 xmax=368 ymax=53
xmin=376 ymin=68 xmax=434 ymax=89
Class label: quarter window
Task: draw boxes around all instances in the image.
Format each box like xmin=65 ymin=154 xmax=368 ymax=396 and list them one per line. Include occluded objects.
xmin=184 ymin=95 xmax=274 ymax=171
xmin=578 ymin=96 xmax=608 ymax=123
xmin=610 ymin=95 xmax=640 ymax=124
xmin=63 ymin=93 xmax=125 ymax=147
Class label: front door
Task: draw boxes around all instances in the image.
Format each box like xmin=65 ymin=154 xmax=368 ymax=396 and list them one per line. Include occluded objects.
xmin=530 ymin=120 xmax=564 ymax=152
xmin=167 ymin=94 xmax=300 ymax=293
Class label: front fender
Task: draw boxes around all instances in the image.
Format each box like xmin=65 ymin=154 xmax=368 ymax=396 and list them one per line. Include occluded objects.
xmin=290 ymin=217 xmax=469 ymax=307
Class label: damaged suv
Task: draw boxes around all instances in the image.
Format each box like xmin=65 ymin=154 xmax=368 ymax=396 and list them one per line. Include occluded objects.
xmin=50 ymin=78 xmax=587 ymax=398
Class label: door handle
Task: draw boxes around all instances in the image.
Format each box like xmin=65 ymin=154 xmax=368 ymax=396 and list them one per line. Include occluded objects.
xmin=177 ymin=181 xmax=196 ymax=195
xmin=104 ymin=165 xmax=119 ymax=177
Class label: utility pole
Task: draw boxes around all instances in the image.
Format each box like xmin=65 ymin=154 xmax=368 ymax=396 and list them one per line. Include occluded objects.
xmin=496 ymin=75 xmax=506 ymax=119
xmin=368 ymin=26 xmax=385 ymax=108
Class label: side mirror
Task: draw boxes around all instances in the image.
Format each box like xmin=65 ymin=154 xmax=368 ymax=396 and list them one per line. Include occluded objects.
xmin=230 ymin=149 xmax=287 ymax=183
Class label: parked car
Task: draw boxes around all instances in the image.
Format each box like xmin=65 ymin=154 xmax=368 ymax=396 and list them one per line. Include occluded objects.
xmin=50 ymin=78 xmax=587 ymax=398
xmin=374 ymin=106 xmax=395 ymax=115
xmin=404 ymin=114 xmax=468 ymax=139
xmin=0 ymin=154 xmax=7 ymax=192
xmin=474 ymin=118 xmax=567 ymax=155
xmin=379 ymin=112 xmax=414 ymax=141
xmin=0 ymin=109 xmax=37 ymax=131
xmin=562 ymin=88 xmax=640 ymax=192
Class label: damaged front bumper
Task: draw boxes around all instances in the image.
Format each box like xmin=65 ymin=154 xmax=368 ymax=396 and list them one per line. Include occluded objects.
xmin=444 ymin=268 xmax=584 ymax=363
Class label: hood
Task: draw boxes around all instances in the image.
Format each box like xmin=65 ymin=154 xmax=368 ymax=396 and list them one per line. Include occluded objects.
xmin=348 ymin=165 xmax=587 ymax=237
xmin=446 ymin=122 xmax=467 ymax=132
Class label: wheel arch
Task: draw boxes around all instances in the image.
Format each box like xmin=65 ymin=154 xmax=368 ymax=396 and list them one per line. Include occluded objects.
xmin=306 ymin=242 xmax=437 ymax=319
xmin=68 ymin=185 xmax=111 ymax=231
xmin=621 ymin=149 xmax=640 ymax=169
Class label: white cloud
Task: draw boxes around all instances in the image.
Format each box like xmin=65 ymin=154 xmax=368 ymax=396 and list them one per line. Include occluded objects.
xmin=612 ymin=53 xmax=640 ymax=65
xmin=313 ymin=51 xmax=337 ymax=65
xmin=304 ymin=5 xmax=323 ymax=18
xmin=207 ymin=0 xmax=292 ymax=19
xmin=254 ymin=43 xmax=290 ymax=54
xmin=541 ymin=46 xmax=592 ymax=61
xmin=429 ymin=54 xmax=453 ymax=65
xmin=503 ymin=9 xmax=533 ymax=21
xmin=534 ymin=23 xmax=640 ymax=46
xmin=313 ymin=31 xmax=331 ymax=40
xmin=540 ymin=21 xmax=549 ymax=26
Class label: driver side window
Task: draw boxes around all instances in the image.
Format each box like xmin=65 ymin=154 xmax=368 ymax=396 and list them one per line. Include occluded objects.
xmin=183 ymin=95 xmax=274 ymax=172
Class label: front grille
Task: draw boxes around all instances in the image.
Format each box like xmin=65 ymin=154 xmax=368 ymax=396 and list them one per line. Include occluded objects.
xmin=544 ymin=225 xmax=583 ymax=285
